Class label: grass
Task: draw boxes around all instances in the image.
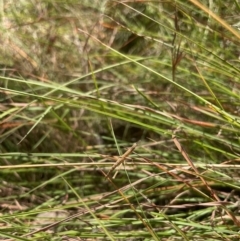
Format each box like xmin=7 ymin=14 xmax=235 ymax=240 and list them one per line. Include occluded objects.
xmin=0 ymin=0 xmax=240 ymax=240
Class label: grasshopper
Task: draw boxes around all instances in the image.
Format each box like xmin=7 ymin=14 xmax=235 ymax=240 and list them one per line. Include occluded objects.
xmin=106 ymin=143 xmax=137 ymax=179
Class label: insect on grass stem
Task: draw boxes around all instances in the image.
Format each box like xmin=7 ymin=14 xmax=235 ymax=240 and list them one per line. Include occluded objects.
xmin=106 ymin=143 xmax=137 ymax=179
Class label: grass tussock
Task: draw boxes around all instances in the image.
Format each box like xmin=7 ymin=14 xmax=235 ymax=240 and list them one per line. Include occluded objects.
xmin=0 ymin=0 xmax=240 ymax=240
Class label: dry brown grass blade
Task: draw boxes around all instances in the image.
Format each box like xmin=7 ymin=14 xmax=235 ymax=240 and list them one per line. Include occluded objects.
xmin=7 ymin=39 xmax=38 ymax=69
xmin=172 ymin=127 xmax=240 ymax=227
xmin=172 ymin=127 xmax=218 ymax=199
xmin=189 ymin=0 xmax=240 ymax=39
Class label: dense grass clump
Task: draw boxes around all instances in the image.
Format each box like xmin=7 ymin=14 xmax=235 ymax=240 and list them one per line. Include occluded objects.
xmin=0 ymin=0 xmax=240 ymax=240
